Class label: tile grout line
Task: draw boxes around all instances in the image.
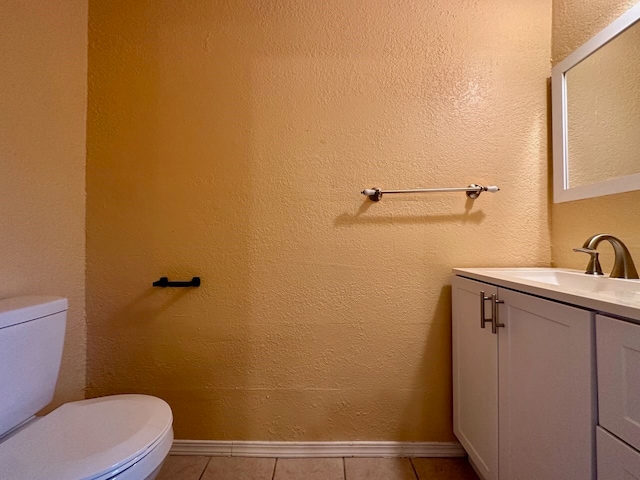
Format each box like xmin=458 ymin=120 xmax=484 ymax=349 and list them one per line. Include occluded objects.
xmin=409 ymin=457 xmax=420 ymax=480
xmin=197 ymin=457 xmax=212 ymax=480
xmin=271 ymin=457 xmax=278 ymax=480
xmin=342 ymin=457 xmax=347 ymax=480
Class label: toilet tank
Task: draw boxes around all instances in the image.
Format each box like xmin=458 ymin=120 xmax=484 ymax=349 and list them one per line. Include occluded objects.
xmin=0 ymin=296 xmax=68 ymax=437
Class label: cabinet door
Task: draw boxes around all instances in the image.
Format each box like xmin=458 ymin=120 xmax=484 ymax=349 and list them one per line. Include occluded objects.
xmin=497 ymin=289 xmax=595 ymax=480
xmin=597 ymin=426 xmax=640 ymax=479
xmin=452 ymin=276 xmax=498 ymax=480
xmin=597 ymin=314 xmax=640 ymax=451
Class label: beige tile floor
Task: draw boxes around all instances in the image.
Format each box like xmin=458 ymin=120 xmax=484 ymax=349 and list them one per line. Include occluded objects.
xmin=157 ymin=455 xmax=480 ymax=480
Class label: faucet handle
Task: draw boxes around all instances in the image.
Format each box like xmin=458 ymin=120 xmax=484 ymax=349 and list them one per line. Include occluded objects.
xmin=573 ymin=248 xmax=604 ymax=276
xmin=573 ymin=247 xmax=597 ymax=254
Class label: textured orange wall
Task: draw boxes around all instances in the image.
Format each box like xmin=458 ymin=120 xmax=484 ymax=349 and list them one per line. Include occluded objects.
xmin=0 ymin=0 xmax=87 ymax=405
xmin=552 ymin=0 xmax=640 ymax=271
xmin=87 ymin=0 xmax=551 ymax=441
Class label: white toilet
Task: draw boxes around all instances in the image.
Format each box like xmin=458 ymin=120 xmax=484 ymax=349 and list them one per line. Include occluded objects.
xmin=0 ymin=296 xmax=174 ymax=480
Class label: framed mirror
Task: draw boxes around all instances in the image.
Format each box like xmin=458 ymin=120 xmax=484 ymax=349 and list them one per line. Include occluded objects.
xmin=552 ymin=3 xmax=640 ymax=203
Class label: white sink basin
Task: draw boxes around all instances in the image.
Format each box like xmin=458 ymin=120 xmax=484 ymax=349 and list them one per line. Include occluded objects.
xmin=453 ymin=267 xmax=640 ymax=320
xmin=493 ymin=268 xmax=640 ymax=293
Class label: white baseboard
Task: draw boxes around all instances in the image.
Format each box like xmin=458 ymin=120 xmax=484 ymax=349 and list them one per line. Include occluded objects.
xmin=170 ymin=440 xmax=466 ymax=458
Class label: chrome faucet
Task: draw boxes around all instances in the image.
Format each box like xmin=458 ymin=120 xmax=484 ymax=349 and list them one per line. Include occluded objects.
xmin=573 ymin=234 xmax=639 ymax=279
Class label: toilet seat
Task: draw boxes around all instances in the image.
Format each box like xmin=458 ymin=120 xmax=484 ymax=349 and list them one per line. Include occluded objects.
xmin=0 ymin=394 xmax=173 ymax=480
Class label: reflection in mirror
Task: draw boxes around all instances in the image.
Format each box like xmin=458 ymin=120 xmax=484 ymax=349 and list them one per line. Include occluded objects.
xmin=552 ymin=3 xmax=640 ymax=203
xmin=566 ymin=21 xmax=640 ymax=189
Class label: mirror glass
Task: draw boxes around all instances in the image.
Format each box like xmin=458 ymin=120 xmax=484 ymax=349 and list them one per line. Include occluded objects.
xmin=552 ymin=3 xmax=640 ymax=203
xmin=565 ymin=21 xmax=640 ymax=189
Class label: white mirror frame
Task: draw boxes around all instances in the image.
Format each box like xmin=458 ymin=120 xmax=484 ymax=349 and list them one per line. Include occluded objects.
xmin=552 ymin=2 xmax=640 ymax=203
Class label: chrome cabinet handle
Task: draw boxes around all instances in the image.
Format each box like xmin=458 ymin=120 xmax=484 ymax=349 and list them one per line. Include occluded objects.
xmin=491 ymin=293 xmax=505 ymax=334
xmin=480 ymin=290 xmax=492 ymax=329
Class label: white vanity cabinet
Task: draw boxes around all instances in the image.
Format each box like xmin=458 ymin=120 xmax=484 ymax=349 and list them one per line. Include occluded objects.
xmin=452 ymin=275 xmax=595 ymax=480
xmin=596 ymin=314 xmax=640 ymax=478
xmin=452 ymin=278 xmax=498 ymax=480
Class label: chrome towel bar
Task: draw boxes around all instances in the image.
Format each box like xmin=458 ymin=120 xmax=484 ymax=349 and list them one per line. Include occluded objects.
xmin=361 ymin=184 xmax=500 ymax=201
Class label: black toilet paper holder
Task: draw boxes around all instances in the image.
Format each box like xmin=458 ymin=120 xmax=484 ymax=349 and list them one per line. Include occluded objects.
xmin=152 ymin=277 xmax=201 ymax=288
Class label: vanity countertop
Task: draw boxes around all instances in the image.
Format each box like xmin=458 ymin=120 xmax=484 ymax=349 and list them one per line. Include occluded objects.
xmin=453 ymin=267 xmax=640 ymax=322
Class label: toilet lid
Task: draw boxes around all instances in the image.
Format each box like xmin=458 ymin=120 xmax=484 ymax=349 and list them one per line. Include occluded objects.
xmin=0 ymin=394 xmax=173 ymax=480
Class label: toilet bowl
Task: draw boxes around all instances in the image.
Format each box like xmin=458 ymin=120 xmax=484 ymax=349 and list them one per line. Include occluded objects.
xmin=0 ymin=296 xmax=174 ymax=480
